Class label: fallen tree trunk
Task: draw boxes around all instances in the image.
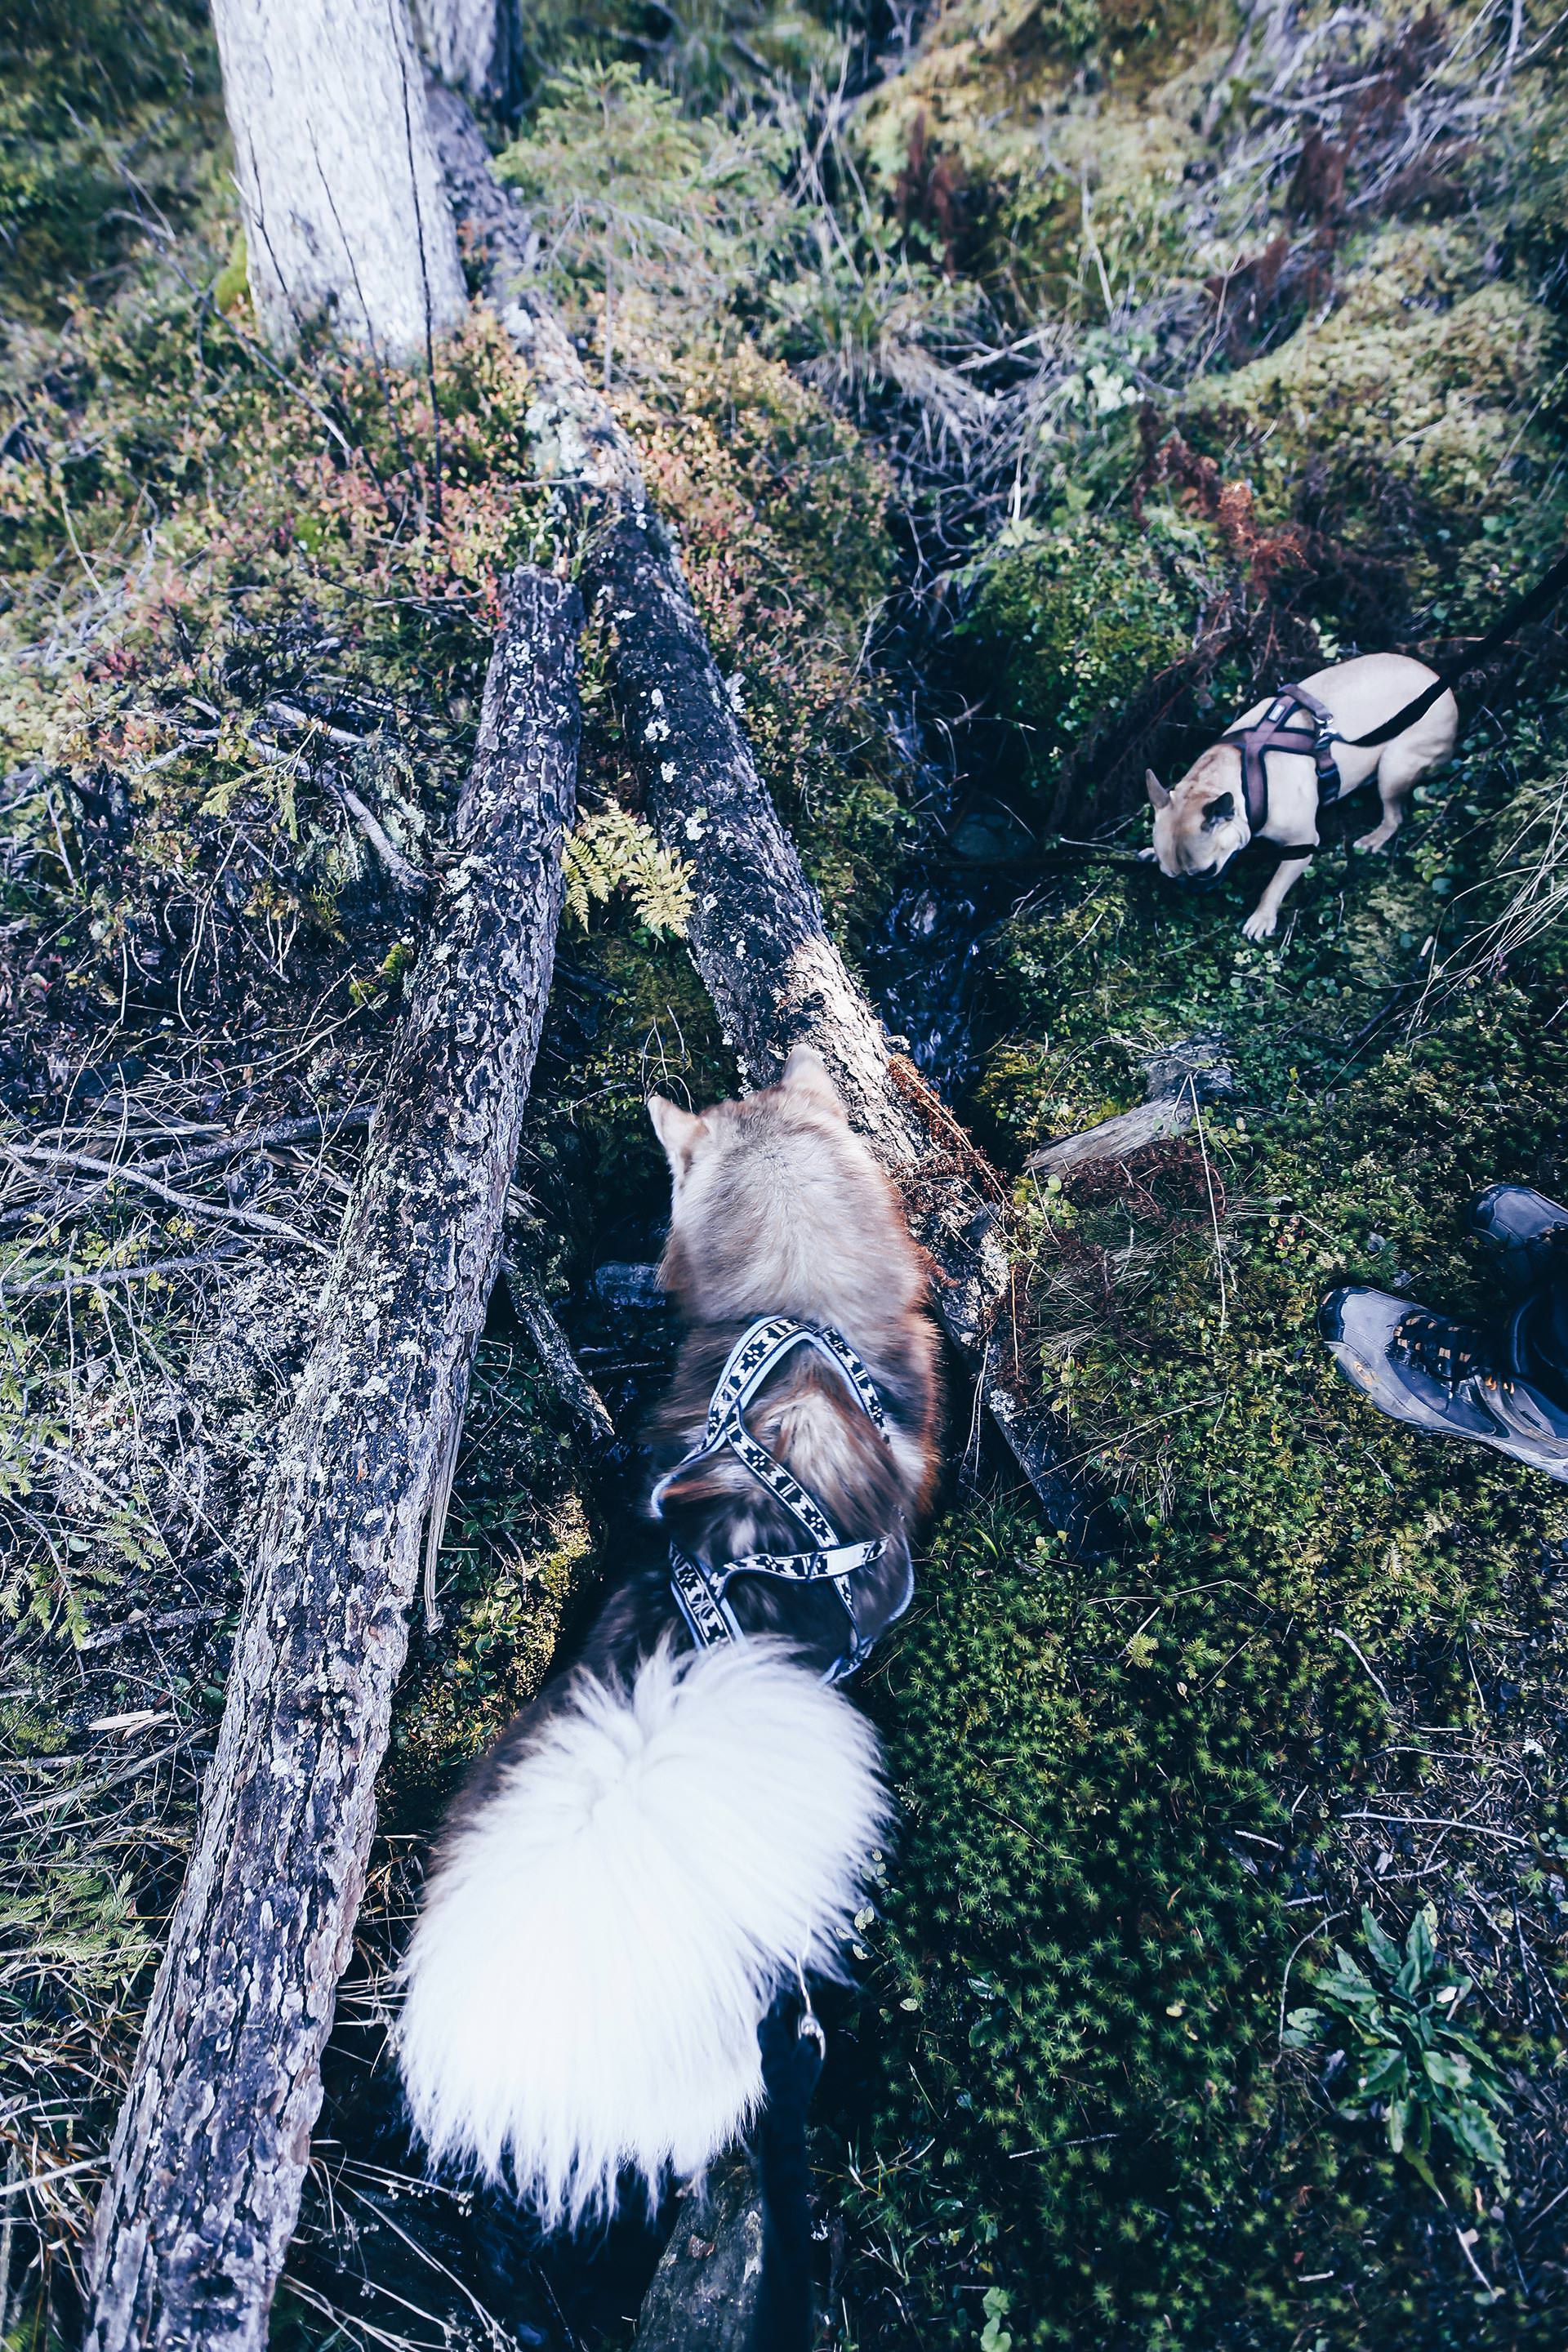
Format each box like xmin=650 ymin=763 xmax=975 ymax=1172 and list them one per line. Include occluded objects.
xmin=82 ymin=568 xmax=583 ymax=2352
xmin=428 ymin=82 xmax=1084 ymax=1533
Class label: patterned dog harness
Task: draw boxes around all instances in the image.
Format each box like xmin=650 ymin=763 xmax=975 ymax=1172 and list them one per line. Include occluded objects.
xmin=650 ymin=1314 xmax=904 ymax=1684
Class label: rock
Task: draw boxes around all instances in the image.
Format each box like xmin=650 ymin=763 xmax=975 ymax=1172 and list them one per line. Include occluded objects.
xmin=630 ymin=2154 xmax=765 ymax=2352
xmin=1138 ymin=1031 xmax=1235 ymax=1102
xmin=589 ymin=1260 xmax=666 ymax=1309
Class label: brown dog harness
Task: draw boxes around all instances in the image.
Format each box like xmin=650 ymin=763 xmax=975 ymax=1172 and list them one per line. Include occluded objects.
xmin=1223 ymin=674 xmax=1451 ymax=863
xmin=1223 ymin=684 xmax=1344 ymax=862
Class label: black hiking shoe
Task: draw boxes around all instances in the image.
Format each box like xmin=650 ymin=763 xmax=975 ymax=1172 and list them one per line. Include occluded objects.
xmin=1317 ymin=1287 xmax=1568 ymax=1481
xmin=1467 ymin=1183 xmax=1568 ymax=1290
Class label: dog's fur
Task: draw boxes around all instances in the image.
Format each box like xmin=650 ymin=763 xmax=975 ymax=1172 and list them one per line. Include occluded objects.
xmin=397 ymin=1046 xmax=939 ymax=2227
xmin=1145 ymin=653 xmax=1459 ymax=939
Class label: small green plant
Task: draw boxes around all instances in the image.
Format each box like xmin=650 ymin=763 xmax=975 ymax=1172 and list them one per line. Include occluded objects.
xmin=563 ymin=804 xmax=695 ymax=937
xmin=978 ymin=2285 xmax=1014 ymax=2350
xmin=497 ymin=62 xmax=782 ymax=381
xmin=1285 ymin=1904 xmax=1512 ymax=2198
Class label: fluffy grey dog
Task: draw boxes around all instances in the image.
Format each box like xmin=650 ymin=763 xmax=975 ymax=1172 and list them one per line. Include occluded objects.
xmin=397 ymin=1046 xmax=939 ymax=2228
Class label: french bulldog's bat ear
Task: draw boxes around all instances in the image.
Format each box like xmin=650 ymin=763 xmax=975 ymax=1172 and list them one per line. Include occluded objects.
xmin=781 ymin=1043 xmax=848 ymax=1120
xmin=648 ymin=1094 xmax=710 ymax=1176
xmin=1201 ymin=791 xmax=1236 ymax=828
xmin=1145 ymin=768 xmax=1171 ymax=811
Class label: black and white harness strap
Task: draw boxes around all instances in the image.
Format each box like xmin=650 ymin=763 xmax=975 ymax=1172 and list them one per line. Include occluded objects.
xmin=650 ymin=1315 xmax=901 ymax=1684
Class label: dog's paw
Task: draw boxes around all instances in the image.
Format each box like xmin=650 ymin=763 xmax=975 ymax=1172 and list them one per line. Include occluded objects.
xmin=1137 ymin=844 xmax=1158 ymax=863
xmin=1352 ymin=827 xmax=1395 ymax=854
xmin=1241 ymin=907 xmax=1278 ymax=942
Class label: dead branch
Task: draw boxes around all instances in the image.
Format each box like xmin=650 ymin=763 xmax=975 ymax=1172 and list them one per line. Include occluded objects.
xmin=1027 ymin=1032 xmax=1235 ymax=1175
xmin=501 ymin=1256 xmax=617 ymax=1442
xmin=1028 ymin=1095 xmax=1196 ymax=1181
xmin=324 ymin=774 xmax=432 ymax=897
xmin=0 ymin=1110 xmax=379 ymax=1241
xmin=81 ymin=566 xmax=583 ymax=2352
xmin=0 ymin=1142 xmax=330 ymax=1254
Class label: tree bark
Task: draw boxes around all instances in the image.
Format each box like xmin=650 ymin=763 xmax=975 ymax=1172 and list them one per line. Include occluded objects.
xmin=82 ymin=568 xmax=583 ymax=2352
xmin=629 ymin=2157 xmax=765 ymax=2352
xmin=212 ymin=0 xmax=466 ymax=362
xmin=411 ymin=0 xmax=519 ymax=111
xmin=427 ymin=84 xmax=1085 ymax=1532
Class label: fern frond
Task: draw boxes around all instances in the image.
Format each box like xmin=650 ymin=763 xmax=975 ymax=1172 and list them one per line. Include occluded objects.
xmin=563 ymin=805 xmax=695 ymax=938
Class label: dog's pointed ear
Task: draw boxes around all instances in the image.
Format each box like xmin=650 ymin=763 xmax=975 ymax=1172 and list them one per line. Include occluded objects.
xmin=1145 ymin=768 xmax=1171 ymax=811
xmin=648 ymin=1094 xmax=709 ymax=1176
xmin=1201 ymin=790 xmax=1236 ymax=829
xmin=781 ymin=1043 xmax=847 ymax=1120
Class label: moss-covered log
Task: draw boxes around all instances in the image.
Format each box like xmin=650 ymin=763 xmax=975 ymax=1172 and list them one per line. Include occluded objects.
xmin=429 ymin=82 xmax=1085 ymax=1535
xmin=81 ymin=568 xmax=583 ymax=2352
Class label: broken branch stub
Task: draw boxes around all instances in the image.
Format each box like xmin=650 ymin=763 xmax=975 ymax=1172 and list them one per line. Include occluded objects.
xmin=629 ymin=2155 xmax=766 ymax=2352
xmin=82 ymin=568 xmax=583 ymax=2352
xmin=428 ymin=87 xmax=1080 ymax=1523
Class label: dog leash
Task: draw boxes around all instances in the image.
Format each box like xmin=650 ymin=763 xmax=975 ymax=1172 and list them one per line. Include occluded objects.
xmin=650 ymin=1313 xmax=907 ymax=1683
xmin=755 ymin=1983 xmax=827 ymax=2352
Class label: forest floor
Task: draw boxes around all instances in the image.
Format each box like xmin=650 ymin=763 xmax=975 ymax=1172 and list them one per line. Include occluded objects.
xmin=2 ymin=2 xmax=1568 ymax=2348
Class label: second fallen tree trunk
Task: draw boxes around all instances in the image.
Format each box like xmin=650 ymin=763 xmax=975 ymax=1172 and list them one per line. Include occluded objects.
xmin=82 ymin=568 xmax=582 ymax=2352
xmin=427 ymin=82 xmax=1085 ymax=1535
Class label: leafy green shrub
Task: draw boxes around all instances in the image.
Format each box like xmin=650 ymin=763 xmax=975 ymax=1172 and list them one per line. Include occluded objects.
xmin=497 ymin=63 xmax=783 ymax=379
xmin=1180 ymin=226 xmax=1568 ymax=631
xmin=956 ymin=507 xmax=1225 ymax=790
xmin=982 ymin=0 xmax=1210 ymax=68
xmin=0 ymin=0 xmax=221 ymax=312
xmin=1285 ymin=1905 xmax=1512 ymax=2199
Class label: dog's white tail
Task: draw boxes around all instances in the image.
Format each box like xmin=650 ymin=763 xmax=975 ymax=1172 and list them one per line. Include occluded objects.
xmin=396 ymin=1639 xmax=888 ymax=2228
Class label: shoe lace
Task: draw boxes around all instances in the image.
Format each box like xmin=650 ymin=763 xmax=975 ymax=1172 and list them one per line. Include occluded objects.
xmin=1391 ymin=1311 xmax=1506 ymax=1391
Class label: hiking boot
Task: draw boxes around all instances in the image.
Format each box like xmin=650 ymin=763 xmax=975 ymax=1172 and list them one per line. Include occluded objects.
xmin=1317 ymin=1287 xmax=1568 ymax=1481
xmin=1467 ymin=1183 xmax=1568 ymax=1290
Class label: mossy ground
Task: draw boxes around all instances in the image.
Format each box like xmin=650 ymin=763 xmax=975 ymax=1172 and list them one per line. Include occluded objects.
xmin=2 ymin=2 xmax=1568 ymax=2347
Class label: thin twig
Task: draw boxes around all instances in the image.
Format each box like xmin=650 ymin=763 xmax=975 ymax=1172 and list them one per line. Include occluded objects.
xmin=0 ymin=1143 xmax=330 ymax=1254
xmin=1 ymin=1242 xmax=251 ymax=1298
xmin=1336 ymin=1811 xmax=1527 ymax=1846
xmin=1330 ymin=1626 xmax=1396 ymax=1711
xmin=1187 ymin=1075 xmax=1227 ymax=1335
